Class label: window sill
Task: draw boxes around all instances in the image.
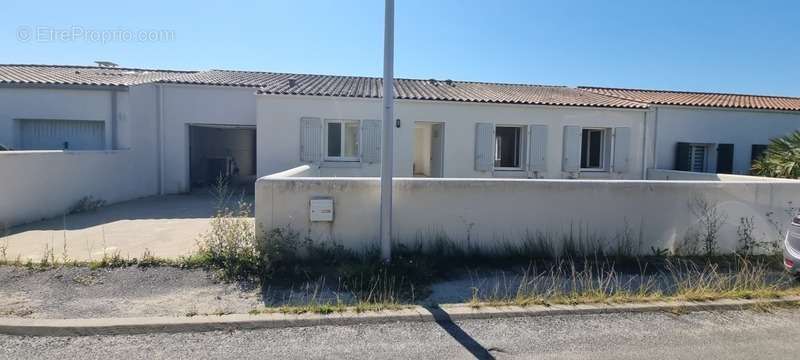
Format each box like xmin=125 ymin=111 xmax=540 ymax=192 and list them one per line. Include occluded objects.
xmin=492 ymin=169 xmax=528 ymax=178
xmin=320 ymin=161 xmax=362 ymax=168
xmin=579 ymin=168 xmax=609 ymax=173
xmin=494 ymin=167 xmax=524 ymax=171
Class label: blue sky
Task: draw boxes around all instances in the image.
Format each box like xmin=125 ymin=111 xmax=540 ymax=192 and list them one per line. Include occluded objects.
xmin=2 ymin=0 xmax=799 ymax=96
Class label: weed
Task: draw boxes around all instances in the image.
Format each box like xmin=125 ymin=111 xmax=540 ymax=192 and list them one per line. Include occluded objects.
xmin=650 ymin=247 xmax=670 ymax=257
xmin=0 ymin=224 xmax=8 ymax=263
xmin=68 ymin=196 xmax=106 ymax=215
xmin=196 ymin=194 xmax=259 ymax=281
xmin=678 ymin=195 xmax=727 ymax=256
xmin=736 ymin=217 xmax=757 ymax=256
xmin=89 ymin=251 xmax=134 ymax=270
xmin=39 ymin=243 xmax=55 ymax=268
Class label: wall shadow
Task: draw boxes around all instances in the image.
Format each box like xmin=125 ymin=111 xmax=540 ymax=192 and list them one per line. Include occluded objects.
xmin=424 ymin=305 xmax=495 ymax=360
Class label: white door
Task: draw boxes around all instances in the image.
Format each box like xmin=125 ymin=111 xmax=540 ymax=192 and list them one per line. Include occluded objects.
xmin=19 ymin=119 xmax=105 ymax=150
xmin=430 ymin=123 xmax=444 ymax=177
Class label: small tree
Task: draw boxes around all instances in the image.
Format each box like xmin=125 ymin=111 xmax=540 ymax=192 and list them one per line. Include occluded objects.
xmin=752 ymin=131 xmax=800 ymax=178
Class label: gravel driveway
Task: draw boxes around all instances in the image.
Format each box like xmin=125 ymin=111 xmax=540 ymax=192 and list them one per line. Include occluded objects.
xmin=0 ymin=266 xmax=261 ymax=319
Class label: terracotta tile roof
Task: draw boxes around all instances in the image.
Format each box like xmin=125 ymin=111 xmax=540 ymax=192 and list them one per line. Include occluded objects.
xmin=0 ymin=64 xmax=194 ymax=87
xmin=160 ymin=70 xmax=646 ymax=108
xmin=579 ymin=86 xmax=800 ymax=112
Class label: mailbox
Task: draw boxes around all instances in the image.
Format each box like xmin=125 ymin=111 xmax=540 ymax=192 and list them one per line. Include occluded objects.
xmin=309 ymin=198 xmax=334 ymax=222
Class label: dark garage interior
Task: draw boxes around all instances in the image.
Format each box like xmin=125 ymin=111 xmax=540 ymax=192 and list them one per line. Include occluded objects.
xmin=189 ymin=125 xmax=257 ymax=192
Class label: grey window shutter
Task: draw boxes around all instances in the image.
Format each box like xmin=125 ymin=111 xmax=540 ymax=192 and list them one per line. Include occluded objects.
xmin=299 ymin=117 xmax=323 ymax=162
xmin=675 ymin=142 xmax=691 ymax=171
xmin=528 ymin=125 xmax=548 ymax=172
xmin=716 ymin=143 xmax=734 ymax=174
xmin=562 ymin=126 xmax=581 ymax=172
xmin=474 ymin=122 xmax=494 ymax=172
xmin=612 ymin=127 xmax=631 ymax=173
xmin=360 ymin=119 xmax=381 ymax=163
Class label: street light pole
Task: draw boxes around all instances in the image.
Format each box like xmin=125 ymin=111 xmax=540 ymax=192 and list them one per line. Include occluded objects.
xmin=380 ymin=0 xmax=394 ymax=262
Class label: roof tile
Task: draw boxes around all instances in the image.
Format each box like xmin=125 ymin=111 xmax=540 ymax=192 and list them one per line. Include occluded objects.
xmin=579 ymin=86 xmax=800 ymax=112
xmin=0 ymin=64 xmax=193 ymax=87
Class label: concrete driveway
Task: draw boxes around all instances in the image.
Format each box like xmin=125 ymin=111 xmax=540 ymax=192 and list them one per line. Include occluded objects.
xmin=1 ymin=192 xmax=252 ymax=262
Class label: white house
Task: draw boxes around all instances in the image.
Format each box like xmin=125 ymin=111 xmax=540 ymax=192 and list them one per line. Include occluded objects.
xmin=3 ymin=63 xmax=800 ymax=226
xmin=580 ymin=87 xmax=800 ymax=174
xmin=254 ymin=78 xmax=651 ymax=180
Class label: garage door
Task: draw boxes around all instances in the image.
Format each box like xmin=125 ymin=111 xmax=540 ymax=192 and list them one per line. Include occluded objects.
xmin=19 ymin=119 xmax=105 ymax=150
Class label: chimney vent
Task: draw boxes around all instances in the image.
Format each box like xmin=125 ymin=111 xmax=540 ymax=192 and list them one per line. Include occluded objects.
xmin=287 ymin=78 xmax=297 ymax=88
xmin=95 ymin=61 xmax=118 ymax=68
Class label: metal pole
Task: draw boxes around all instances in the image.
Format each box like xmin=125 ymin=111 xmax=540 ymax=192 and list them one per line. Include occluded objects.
xmin=380 ymin=0 xmax=394 ymax=262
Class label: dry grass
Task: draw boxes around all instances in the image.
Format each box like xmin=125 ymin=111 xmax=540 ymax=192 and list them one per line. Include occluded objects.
xmin=248 ymin=302 xmax=409 ymax=316
xmin=468 ymin=257 xmax=800 ymax=308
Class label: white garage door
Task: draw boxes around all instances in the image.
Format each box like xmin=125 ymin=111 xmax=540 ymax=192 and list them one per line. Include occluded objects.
xmin=19 ymin=119 xmax=105 ymax=150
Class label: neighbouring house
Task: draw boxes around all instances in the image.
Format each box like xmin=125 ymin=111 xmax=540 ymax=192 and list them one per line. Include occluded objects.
xmin=3 ymin=63 xmax=800 ymax=227
xmin=580 ymin=87 xmax=800 ymax=174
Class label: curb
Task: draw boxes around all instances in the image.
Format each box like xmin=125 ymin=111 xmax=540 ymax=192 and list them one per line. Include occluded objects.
xmin=2 ymin=297 xmax=798 ymax=337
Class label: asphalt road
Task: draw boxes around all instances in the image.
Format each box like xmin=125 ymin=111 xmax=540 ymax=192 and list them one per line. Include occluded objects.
xmin=1 ymin=309 xmax=797 ymax=359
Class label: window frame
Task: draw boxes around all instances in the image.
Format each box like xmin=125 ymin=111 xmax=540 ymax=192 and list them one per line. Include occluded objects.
xmin=580 ymin=127 xmax=609 ymax=171
xmin=493 ymin=125 xmax=525 ymax=171
xmin=688 ymin=143 xmax=709 ymax=172
xmin=324 ymin=119 xmax=361 ymax=162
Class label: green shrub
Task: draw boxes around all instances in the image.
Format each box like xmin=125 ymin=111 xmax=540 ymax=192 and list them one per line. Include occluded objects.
xmin=196 ymin=199 xmax=259 ymax=281
xmin=752 ymin=131 xmax=800 ymax=178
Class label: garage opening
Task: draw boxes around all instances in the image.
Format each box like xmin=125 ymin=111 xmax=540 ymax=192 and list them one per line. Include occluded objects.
xmin=189 ymin=124 xmax=257 ymax=193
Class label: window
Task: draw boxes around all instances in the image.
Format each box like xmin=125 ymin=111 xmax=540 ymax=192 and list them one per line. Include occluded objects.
xmin=688 ymin=144 xmax=707 ymax=172
xmin=494 ymin=126 xmax=522 ymax=169
xmin=751 ymin=144 xmax=768 ymax=166
xmin=580 ymin=128 xmax=607 ymax=169
xmin=325 ymin=120 xmax=360 ymax=161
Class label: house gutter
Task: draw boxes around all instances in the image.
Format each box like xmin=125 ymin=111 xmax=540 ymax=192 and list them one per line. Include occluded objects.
xmin=652 ymin=107 xmax=659 ymax=170
xmin=110 ymin=90 xmax=118 ymax=150
xmin=156 ymin=84 xmax=165 ymax=195
xmin=640 ymin=110 xmax=649 ymax=179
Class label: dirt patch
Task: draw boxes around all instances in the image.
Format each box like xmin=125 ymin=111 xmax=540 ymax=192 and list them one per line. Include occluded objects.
xmin=0 ymin=266 xmax=261 ymax=319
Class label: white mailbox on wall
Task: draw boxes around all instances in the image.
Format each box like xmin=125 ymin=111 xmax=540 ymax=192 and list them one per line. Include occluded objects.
xmin=309 ymin=198 xmax=334 ymax=222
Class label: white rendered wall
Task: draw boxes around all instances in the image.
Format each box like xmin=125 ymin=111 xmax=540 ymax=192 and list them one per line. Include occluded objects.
xmin=653 ymin=106 xmax=800 ymax=173
xmin=256 ymin=171 xmax=800 ymax=255
xmin=0 ymin=150 xmax=157 ymax=227
xmin=257 ymin=95 xmax=650 ymax=180
xmin=159 ymin=85 xmax=257 ymax=193
xmin=0 ymin=85 xmax=160 ymax=226
xmin=648 ymin=169 xmax=800 ymax=182
xmin=0 ymin=87 xmax=118 ymax=149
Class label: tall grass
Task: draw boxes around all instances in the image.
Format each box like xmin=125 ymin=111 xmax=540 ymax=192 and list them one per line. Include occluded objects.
xmin=469 ymin=256 xmax=797 ymax=307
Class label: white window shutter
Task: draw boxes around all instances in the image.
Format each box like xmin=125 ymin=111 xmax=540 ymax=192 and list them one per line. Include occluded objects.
xmin=360 ymin=119 xmax=381 ymax=163
xmin=562 ymin=126 xmax=580 ymax=172
xmin=474 ymin=122 xmax=494 ymax=172
xmin=528 ymin=125 xmax=548 ymax=172
xmin=612 ymin=127 xmax=631 ymax=173
xmin=299 ymin=117 xmax=322 ymax=162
